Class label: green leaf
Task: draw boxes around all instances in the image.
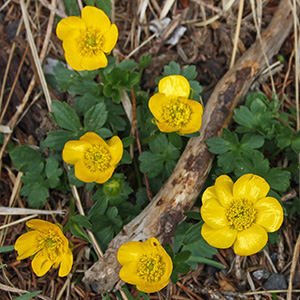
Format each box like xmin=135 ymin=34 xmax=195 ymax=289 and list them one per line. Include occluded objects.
xmin=182 ymin=222 xmax=203 ymax=245
xmin=68 ymin=80 xmax=99 ymax=95
xmin=291 ymin=131 xmax=300 ymax=154
xmin=71 ymin=214 xmax=92 ymax=229
xmin=88 ymin=198 xmax=109 ymax=219
xmin=207 ymin=136 xmax=231 ymax=154
xmin=43 ymin=130 xmax=78 ymax=151
xmin=276 ymin=126 xmax=293 ymax=149
xmin=163 ymin=61 xmax=181 ymax=76
xmin=51 ymin=100 xmax=82 ymax=132
xmin=218 ymin=150 xmax=240 ymax=172
xmin=233 ymin=106 xmax=258 ymax=130
xmin=73 ymin=93 xmax=104 ymax=116
xmin=149 ymin=135 xmax=168 ymax=153
xmin=222 ymin=128 xmax=239 ymax=146
xmin=120 ymin=149 xmax=132 ymax=164
xmin=174 ymin=250 xmax=191 ymax=263
xmin=240 ymin=133 xmax=264 ymax=149
xmin=20 ymin=174 xmax=49 ymax=208
xmin=69 ymin=222 xmax=91 ymax=242
xmin=0 ymin=245 xmax=14 ymax=253
xmin=139 ymin=152 xmax=164 ymax=178
xmin=117 ymin=60 xmax=138 ymax=71
xmin=45 ymin=157 xmax=63 ymax=179
xmin=95 ymin=0 xmax=112 ymax=17
xmin=9 ymin=146 xmax=44 ymax=173
xmin=265 ymin=168 xmax=291 ymax=192
xmin=122 ymin=136 xmax=135 ymax=148
xmin=13 ymin=291 xmax=42 ymax=300
xmin=139 ymin=54 xmax=152 ymax=69
xmin=168 ymin=132 xmax=182 ymax=149
xmin=183 ymin=211 xmax=202 ymax=220
xmin=187 ymin=256 xmax=226 ymax=269
xmin=181 ymin=65 xmax=197 ymax=80
xmin=84 ymin=103 xmax=108 ymax=131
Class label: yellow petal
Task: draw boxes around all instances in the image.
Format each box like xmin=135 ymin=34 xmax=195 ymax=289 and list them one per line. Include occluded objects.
xmin=58 ymin=248 xmax=73 ymax=277
xmin=74 ymin=160 xmax=99 ymax=183
xmin=148 ymin=93 xmax=169 ymax=120
xmin=81 ymin=6 xmax=111 ymax=34
xmin=101 ymin=24 xmax=118 ymax=53
xmin=201 ymin=223 xmax=237 ymax=248
xmin=61 ymin=29 xmax=82 ymax=54
xmin=56 ymin=16 xmax=85 ymax=41
xmin=215 ymin=175 xmax=234 ymax=208
xmin=254 ymin=197 xmax=283 ymax=232
xmin=64 ymin=52 xmax=85 ymax=71
xmin=136 ymin=279 xmax=170 ymax=293
xmin=158 ymin=75 xmax=190 ymax=99
xmin=80 ymin=132 xmax=106 ymax=145
xmin=81 ymin=51 xmax=108 ymax=70
xmin=117 ymin=241 xmax=145 ymax=265
xmin=233 ymin=223 xmax=268 ymax=256
xmin=233 ymin=174 xmax=270 ymax=203
xmin=94 ymin=166 xmax=115 ymax=184
xmin=107 ymin=136 xmax=123 ymax=166
xmin=178 ymin=99 xmax=203 ymax=134
xmin=156 ymin=120 xmax=180 ymax=133
xmin=202 ymin=186 xmax=218 ymax=205
xmin=201 ymin=199 xmax=228 ymax=229
xmin=26 ymin=219 xmax=57 ymax=231
xmin=119 ymin=260 xmax=141 ymax=284
xmin=62 ymin=140 xmax=91 ymax=165
xmin=31 ymin=251 xmax=53 ymax=277
xmin=15 ymin=231 xmax=41 ymax=260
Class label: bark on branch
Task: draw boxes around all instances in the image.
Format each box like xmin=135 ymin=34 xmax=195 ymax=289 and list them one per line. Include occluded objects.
xmin=84 ymin=0 xmax=294 ymax=293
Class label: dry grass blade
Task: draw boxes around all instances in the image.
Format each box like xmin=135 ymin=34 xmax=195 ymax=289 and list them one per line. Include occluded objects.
xmin=0 ymin=207 xmax=65 ymax=215
xmin=230 ymin=0 xmax=244 ymax=68
xmin=0 ymin=283 xmax=52 ymax=300
xmin=19 ymin=0 xmax=52 ymax=112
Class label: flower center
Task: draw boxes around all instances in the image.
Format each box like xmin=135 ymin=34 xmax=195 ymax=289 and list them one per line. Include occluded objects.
xmin=37 ymin=229 xmax=64 ymax=261
xmin=161 ymin=98 xmax=192 ymax=128
xmin=137 ymin=253 xmax=166 ymax=283
xmin=226 ymin=199 xmax=257 ymax=231
xmin=84 ymin=144 xmax=111 ymax=172
xmin=78 ymin=27 xmax=103 ymax=56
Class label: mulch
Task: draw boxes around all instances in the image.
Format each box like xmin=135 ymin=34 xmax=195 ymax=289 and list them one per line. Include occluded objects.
xmin=0 ymin=0 xmax=299 ymax=299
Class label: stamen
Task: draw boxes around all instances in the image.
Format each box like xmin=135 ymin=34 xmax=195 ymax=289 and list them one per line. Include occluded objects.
xmin=78 ymin=27 xmax=104 ymax=56
xmin=161 ymin=99 xmax=192 ymax=128
xmin=226 ymin=199 xmax=257 ymax=231
xmin=37 ymin=229 xmax=65 ymax=261
xmin=84 ymin=144 xmax=111 ymax=172
xmin=137 ymin=253 xmax=166 ymax=282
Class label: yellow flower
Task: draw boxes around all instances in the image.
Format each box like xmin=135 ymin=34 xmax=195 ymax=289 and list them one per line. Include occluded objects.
xmin=117 ymin=237 xmax=173 ymax=293
xmin=63 ymin=132 xmax=123 ymax=184
xmin=148 ymin=75 xmax=203 ymax=134
xmin=15 ymin=219 xmax=73 ymax=277
xmin=201 ymin=174 xmax=284 ymax=256
xmin=56 ymin=6 xmax=118 ymax=71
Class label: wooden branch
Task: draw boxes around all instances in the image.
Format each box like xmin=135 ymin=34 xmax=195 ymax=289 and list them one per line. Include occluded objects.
xmin=83 ymin=0 xmax=294 ymax=293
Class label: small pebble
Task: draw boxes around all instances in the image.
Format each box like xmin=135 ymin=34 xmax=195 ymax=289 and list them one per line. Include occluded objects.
xmin=252 ymin=269 xmax=270 ymax=280
xmin=263 ymin=273 xmax=287 ymax=290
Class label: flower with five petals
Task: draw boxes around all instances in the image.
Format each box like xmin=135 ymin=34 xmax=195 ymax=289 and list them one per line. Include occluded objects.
xmin=62 ymin=132 xmax=123 ymax=184
xmin=15 ymin=219 xmax=73 ymax=277
xmin=56 ymin=6 xmax=118 ymax=71
xmin=148 ymin=75 xmax=203 ymax=134
xmin=201 ymin=174 xmax=284 ymax=256
xmin=117 ymin=237 xmax=173 ymax=293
